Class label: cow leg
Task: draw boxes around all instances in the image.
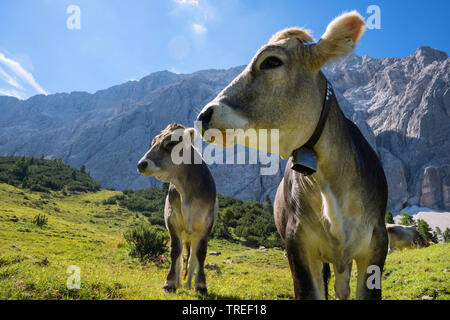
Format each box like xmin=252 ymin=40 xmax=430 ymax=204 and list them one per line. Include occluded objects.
xmin=162 ymin=234 xmax=183 ymax=292
xmin=285 ymin=223 xmax=322 ymax=299
xmin=194 ymin=237 xmax=208 ymax=295
xmin=355 ymin=223 xmax=388 ymax=300
xmin=309 ymin=260 xmax=328 ymax=300
xmin=333 ymin=263 xmax=352 ymax=300
xmin=388 ymin=238 xmax=394 ymax=254
xmin=185 ymin=240 xmax=198 ymax=289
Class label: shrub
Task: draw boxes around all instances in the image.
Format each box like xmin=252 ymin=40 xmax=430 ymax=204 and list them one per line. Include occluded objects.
xmin=33 ymin=213 xmax=48 ymax=227
xmin=123 ymin=223 xmax=168 ymax=262
xmin=211 ymin=219 xmax=232 ymax=239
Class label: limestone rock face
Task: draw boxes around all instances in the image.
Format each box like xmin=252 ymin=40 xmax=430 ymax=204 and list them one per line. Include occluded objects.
xmin=378 ymin=148 xmax=408 ymax=211
xmin=324 ymin=46 xmax=449 ymax=211
xmin=420 ymin=165 xmax=450 ymax=211
xmin=0 ymin=47 xmax=448 ymax=210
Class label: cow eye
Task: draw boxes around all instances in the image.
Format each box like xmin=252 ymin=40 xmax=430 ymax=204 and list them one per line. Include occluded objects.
xmin=260 ymin=56 xmax=283 ymax=70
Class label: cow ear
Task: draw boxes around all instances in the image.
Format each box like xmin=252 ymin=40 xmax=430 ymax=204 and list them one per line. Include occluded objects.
xmin=183 ymin=128 xmax=196 ymax=147
xmin=310 ymin=11 xmax=365 ymax=71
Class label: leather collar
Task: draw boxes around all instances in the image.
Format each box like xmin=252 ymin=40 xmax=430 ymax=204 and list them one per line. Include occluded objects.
xmin=291 ymin=79 xmax=334 ymax=176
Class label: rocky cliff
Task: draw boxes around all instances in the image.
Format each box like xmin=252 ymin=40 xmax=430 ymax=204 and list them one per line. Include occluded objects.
xmin=324 ymin=46 xmax=449 ymax=211
xmin=0 ymin=46 xmax=448 ymax=210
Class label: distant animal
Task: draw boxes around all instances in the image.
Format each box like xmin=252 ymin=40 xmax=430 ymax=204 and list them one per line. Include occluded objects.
xmin=197 ymin=11 xmax=388 ymax=299
xmin=137 ymin=123 xmax=217 ymax=294
xmin=386 ymin=224 xmax=428 ymax=252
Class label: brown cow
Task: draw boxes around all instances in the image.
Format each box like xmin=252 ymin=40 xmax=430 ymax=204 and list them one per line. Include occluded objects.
xmin=197 ymin=12 xmax=388 ymax=299
xmin=386 ymin=224 xmax=428 ymax=253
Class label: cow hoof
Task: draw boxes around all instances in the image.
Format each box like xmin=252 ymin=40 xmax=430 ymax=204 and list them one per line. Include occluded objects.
xmin=162 ymin=284 xmax=177 ymax=293
xmin=195 ymin=286 xmax=208 ymax=295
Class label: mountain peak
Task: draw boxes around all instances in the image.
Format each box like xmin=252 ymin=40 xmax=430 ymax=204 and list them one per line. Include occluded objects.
xmin=412 ymin=46 xmax=448 ymax=66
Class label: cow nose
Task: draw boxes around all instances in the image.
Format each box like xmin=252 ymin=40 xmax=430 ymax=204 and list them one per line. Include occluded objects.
xmin=197 ymin=107 xmax=213 ymax=126
xmin=137 ymin=160 xmax=148 ymax=172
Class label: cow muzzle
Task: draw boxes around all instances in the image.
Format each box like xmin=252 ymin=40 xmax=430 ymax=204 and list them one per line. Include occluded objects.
xmin=196 ymin=103 xmax=215 ymax=132
xmin=196 ymin=100 xmax=248 ymax=138
xmin=137 ymin=158 xmax=160 ymax=176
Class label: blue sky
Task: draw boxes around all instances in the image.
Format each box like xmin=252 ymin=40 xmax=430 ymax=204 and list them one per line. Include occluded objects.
xmin=0 ymin=0 xmax=448 ymax=99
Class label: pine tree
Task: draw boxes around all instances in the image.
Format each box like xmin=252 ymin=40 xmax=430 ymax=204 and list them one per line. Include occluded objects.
xmin=264 ymin=194 xmax=273 ymax=213
xmin=416 ymin=219 xmax=434 ymax=242
xmin=221 ymin=207 xmax=234 ymax=225
xmin=435 ymin=227 xmax=442 ymax=242
xmin=385 ymin=211 xmax=394 ymax=224
xmin=444 ymin=228 xmax=450 ymax=243
xmin=80 ymin=164 xmax=86 ymax=174
xmin=399 ymin=212 xmax=415 ymax=226
xmin=12 ymin=157 xmax=30 ymax=181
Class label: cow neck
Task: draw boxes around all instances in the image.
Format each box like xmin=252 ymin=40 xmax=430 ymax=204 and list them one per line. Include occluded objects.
xmin=170 ymin=164 xmax=199 ymax=204
xmin=291 ymin=77 xmax=334 ymax=176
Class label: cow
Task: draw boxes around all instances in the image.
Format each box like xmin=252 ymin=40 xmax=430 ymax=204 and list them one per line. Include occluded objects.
xmin=137 ymin=123 xmax=217 ymax=294
xmin=196 ymin=11 xmax=388 ymax=299
xmin=386 ymin=224 xmax=428 ymax=253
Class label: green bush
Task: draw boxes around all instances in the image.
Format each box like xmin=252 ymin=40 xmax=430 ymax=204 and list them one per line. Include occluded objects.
xmin=123 ymin=223 xmax=168 ymax=262
xmin=33 ymin=213 xmax=48 ymax=227
xmin=211 ymin=219 xmax=232 ymax=239
xmin=217 ymin=194 xmax=285 ymax=249
xmin=113 ymin=187 xmax=166 ymax=226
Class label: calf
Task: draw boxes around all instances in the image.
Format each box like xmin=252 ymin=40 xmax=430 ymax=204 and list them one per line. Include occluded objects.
xmin=137 ymin=123 xmax=217 ymax=294
xmin=386 ymin=224 xmax=428 ymax=253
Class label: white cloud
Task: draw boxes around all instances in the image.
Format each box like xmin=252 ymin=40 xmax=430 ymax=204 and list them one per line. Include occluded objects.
xmin=169 ymin=67 xmax=181 ymax=74
xmin=174 ymin=0 xmax=199 ymax=6
xmin=192 ymin=23 xmax=207 ymax=34
xmin=0 ymin=66 xmax=23 ymax=90
xmin=172 ymin=0 xmax=216 ymax=34
xmin=0 ymin=88 xmax=25 ymax=100
xmin=0 ymin=52 xmax=47 ymax=96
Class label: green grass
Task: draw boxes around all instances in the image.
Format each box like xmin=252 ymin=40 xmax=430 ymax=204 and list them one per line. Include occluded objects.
xmin=0 ymin=183 xmax=448 ymax=300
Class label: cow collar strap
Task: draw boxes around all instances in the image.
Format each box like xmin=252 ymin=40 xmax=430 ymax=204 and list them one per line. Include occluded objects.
xmin=291 ymin=79 xmax=334 ymax=176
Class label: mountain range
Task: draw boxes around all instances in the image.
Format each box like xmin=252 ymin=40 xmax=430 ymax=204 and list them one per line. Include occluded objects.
xmin=0 ymin=46 xmax=448 ymax=212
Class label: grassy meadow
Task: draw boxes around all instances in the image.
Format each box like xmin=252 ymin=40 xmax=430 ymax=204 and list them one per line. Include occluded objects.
xmin=0 ymin=182 xmax=449 ymax=300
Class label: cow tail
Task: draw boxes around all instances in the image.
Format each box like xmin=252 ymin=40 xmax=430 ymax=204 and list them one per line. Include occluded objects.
xmin=322 ymin=263 xmax=330 ymax=300
xmin=184 ymin=241 xmax=191 ymax=280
